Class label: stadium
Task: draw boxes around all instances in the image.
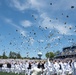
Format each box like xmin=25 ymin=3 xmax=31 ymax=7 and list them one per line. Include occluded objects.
xmin=56 ymin=45 xmax=76 ymax=59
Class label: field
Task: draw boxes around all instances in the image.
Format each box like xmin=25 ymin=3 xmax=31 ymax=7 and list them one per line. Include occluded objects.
xmin=0 ymin=72 xmax=25 ymax=75
xmin=0 ymin=72 xmax=73 ymax=75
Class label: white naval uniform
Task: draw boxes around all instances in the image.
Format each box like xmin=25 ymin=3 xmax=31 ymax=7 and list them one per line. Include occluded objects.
xmin=59 ymin=62 xmax=66 ymax=75
xmin=31 ymin=67 xmax=42 ymax=75
xmin=54 ymin=62 xmax=60 ymax=74
xmin=45 ymin=59 xmax=55 ymax=75
xmin=72 ymin=61 xmax=76 ymax=75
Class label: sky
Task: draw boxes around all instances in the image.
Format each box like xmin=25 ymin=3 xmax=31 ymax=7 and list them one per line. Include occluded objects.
xmin=0 ymin=0 xmax=76 ymax=59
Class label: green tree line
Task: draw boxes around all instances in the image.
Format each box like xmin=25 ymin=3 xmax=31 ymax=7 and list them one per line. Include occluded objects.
xmin=0 ymin=50 xmax=61 ymax=59
xmin=0 ymin=51 xmax=22 ymax=59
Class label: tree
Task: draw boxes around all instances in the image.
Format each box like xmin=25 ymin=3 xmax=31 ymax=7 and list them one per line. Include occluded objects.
xmin=0 ymin=55 xmax=2 ymax=58
xmin=9 ymin=51 xmax=17 ymax=59
xmin=2 ymin=51 xmax=8 ymax=59
xmin=9 ymin=51 xmax=13 ymax=58
xmin=54 ymin=50 xmax=61 ymax=56
xmin=17 ymin=52 xmax=22 ymax=59
xmin=9 ymin=51 xmax=22 ymax=59
xmin=45 ymin=52 xmax=55 ymax=59
xmin=46 ymin=52 xmax=50 ymax=58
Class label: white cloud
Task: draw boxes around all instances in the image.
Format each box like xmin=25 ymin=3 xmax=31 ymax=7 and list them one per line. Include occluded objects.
xmin=7 ymin=0 xmax=75 ymax=36
xmin=8 ymin=0 xmax=76 ymax=13
xmin=21 ymin=20 xmax=32 ymax=27
xmin=38 ymin=39 xmax=44 ymax=43
xmin=4 ymin=18 xmax=27 ymax=37
xmin=4 ymin=18 xmax=20 ymax=29
xmin=29 ymin=0 xmax=46 ymax=11
xmin=51 ymin=0 xmax=76 ymax=11
xmin=49 ymin=36 xmax=62 ymax=43
xmin=9 ymin=0 xmax=30 ymax=11
xmin=55 ymin=25 xmax=72 ymax=35
xmin=39 ymin=13 xmax=73 ymax=35
xmin=4 ymin=18 xmax=12 ymax=23
xmin=9 ymin=0 xmax=46 ymax=12
xmin=39 ymin=40 xmax=44 ymax=42
xmin=29 ymin=37 xmax=35 ymax=45
xmin=19 ymin=29 xmax=27 ymax=37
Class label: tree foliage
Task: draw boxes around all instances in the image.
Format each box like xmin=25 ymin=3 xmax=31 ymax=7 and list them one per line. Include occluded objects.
xmin=2 ymin=52 xmax=8 ymax=59
xmin=54 ymin=50 xmax=61 ymax=56
xmin=45 ymin=52 xmax=55 ymax=59
xmin=17 ymin=52 xmax=22 ymax=59
xmin=9 ymin=51 xmax=22 ymax=59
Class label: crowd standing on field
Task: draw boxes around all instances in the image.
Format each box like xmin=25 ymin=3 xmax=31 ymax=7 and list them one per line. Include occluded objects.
xmin=0 ymin=59 xmax=76 ymax=75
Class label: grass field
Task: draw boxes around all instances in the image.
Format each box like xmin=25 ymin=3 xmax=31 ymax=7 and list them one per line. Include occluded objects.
xmin=0 ymin=72 xmax=73 ymax=75
xmin=0 ymin=72 xmax=25 ymax=75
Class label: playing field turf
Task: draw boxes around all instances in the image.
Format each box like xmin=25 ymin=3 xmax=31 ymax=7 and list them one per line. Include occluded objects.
xmin=0 ymin=72 xmax=73 ymax=75
xmin=0 ymin=72 xmax=25 ymax=75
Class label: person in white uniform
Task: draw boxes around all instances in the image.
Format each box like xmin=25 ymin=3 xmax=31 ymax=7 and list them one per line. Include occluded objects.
xmin=72 ymin=60 xmax=76 ymax=75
